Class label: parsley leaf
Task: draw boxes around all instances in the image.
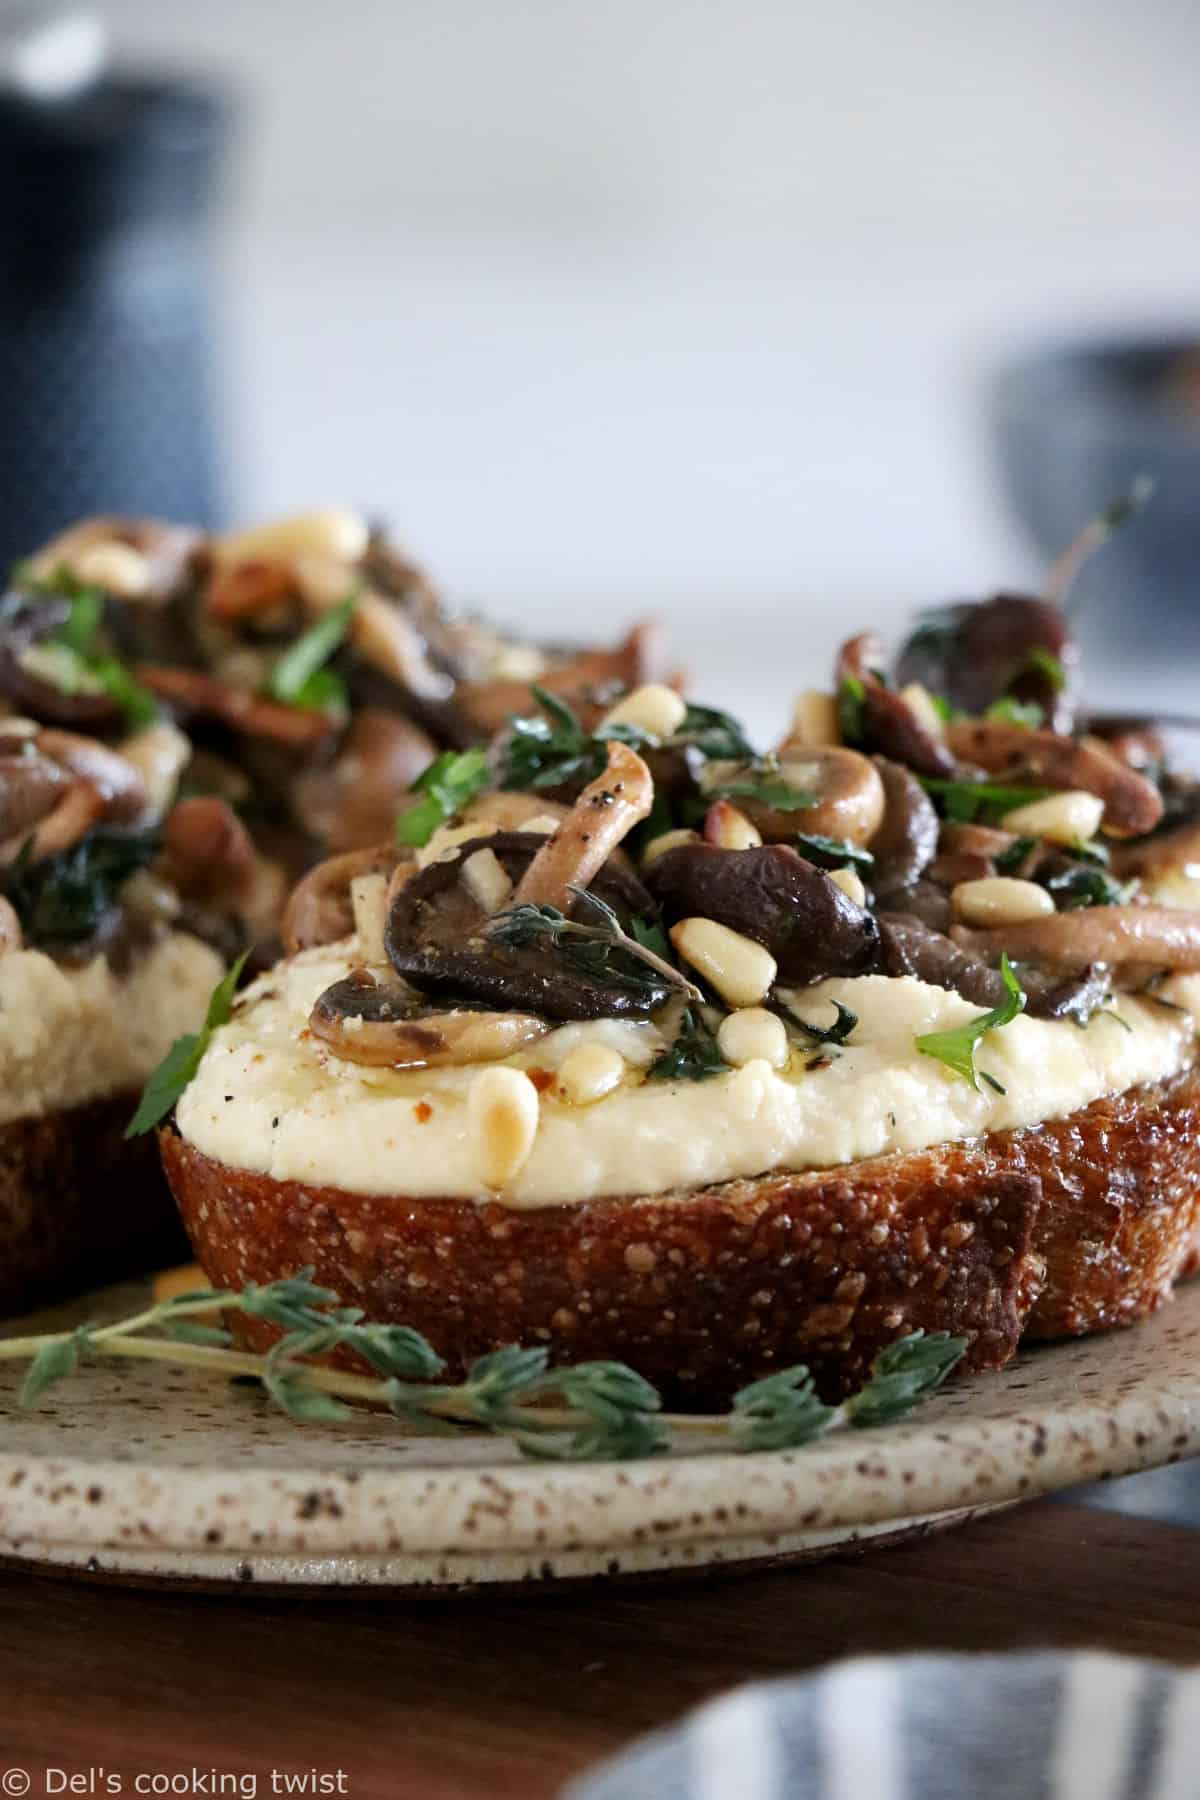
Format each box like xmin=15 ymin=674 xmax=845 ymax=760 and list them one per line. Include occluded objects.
xmin=677 ymin=702 xmax=756 ymax=762
xmin=920 ymin=775 xmax=1054 ymax=823
xmin=915 ymin=954 xmax=1026 ymax=1090
xmin=1020 ymin=645 xmax=1065 ymax=691
xmin=985 ymin=696 xmax=1043 ymax=727
xmin=792 ymin=831 xmax=874 ymax=871
xmin=837 ymin=674 xmax=866 ymax=743
xmin=395 ymin=748 xmax=491 ymax=848
xmin=126 ymin=951 xmax=250 ymax=1137
xmin=267 ymin=596 xmax=356 ymax=713
xmin=501 ymin=686 xmax=652 ymax=792
xmin=646 ymin=1007 xmax=728 ymax=1082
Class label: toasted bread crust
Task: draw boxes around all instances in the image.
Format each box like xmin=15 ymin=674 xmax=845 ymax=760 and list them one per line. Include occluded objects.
xmin=163 ymin=1062 xmax=1200 ymax=1405
xmin=0 ymin=1096 xmax=188 ymax=1317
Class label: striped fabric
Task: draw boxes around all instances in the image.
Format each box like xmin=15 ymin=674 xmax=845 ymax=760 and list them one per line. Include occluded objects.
xmin=568 ymin=1654 xmax=1193 ymax=1800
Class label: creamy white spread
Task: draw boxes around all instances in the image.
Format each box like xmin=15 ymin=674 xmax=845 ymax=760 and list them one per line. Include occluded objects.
xmin=175 ymin=939 xmax=1200 ymax=1209
xmin=0 ymin=932 xmax=224 ymax=1127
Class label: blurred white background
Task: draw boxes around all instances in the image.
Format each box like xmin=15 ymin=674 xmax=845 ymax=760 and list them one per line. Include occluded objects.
xmin=103 ymin=0 xmax=1200 ymax=712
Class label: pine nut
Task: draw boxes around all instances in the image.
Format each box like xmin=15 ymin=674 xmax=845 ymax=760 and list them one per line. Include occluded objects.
xmin=828 ymin=866 xmax=867 ymax=906
xmin=118 ymin=721 xmax=191 ymax=821
xmin=705 ymin=799 xmax=762 ymax=850
xmin=952 ymin=876 xmax=1055 ymax=927
xmin=1001 ymin=790 xmax=1105 ymax=845
xmin=70 ymin=540 xmax=151 ymax=598
xmin=350 ymin=872 xmax=389 ymax=963
xmin=900 ymin=682 xmax=946 ymax=740
xmin=520 ymin=813 xmax=562 ymax=835
xmin=786 ymin=688 xmax=840 ymax=749
xmin=642 ymin=828 xmax=701 ymax=866
xmin=214 ymin=508 xmax=369 ymax=568
xmin=556 ymin=1041 xmax=626 ymax=1104
xmin=598 ymin=683 xmax=686 ymax=739
xmin=716 ymin=1007 xmax=789 ymax=1069
xmin=461 ymin=846 xmax=513 ymax=914
xmin=416 ymin=819 xmax=497 ymax=869
xmin=468 ymin=1067 xmax=540 ymax=1188
xmin=670 ymin=917 xmax=777 ymax=1007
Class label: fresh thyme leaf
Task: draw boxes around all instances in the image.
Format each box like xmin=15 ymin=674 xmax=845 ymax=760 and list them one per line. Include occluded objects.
xmin=985 ymin=695 xmax=1043 ymax=727
xmin=783 ymin=997 xmax=859 ymax=1045
xmin=3 ymin=827 xmax=161 ymax=948
xmin=630 ymin=915 xmax=671 ymax=961
xmin=730 ymin=1367 xmax=835 ymax=1452
xmin=263 ymin=1373 xmax=356 ymax=1425
xmin=488 ymin=893 xmax=696 ymax=999
xmin=647 ymin=1006 xmax=728 ymax=1082
xmin=18 ymin=1332 xmax=87 ymax=1407
xmin=837 ymin=674 xmax=866 ymax=743
xmin=915 ymin=953 xmax=1026 ymax=1090
xmin=395 ymin=747 xmax=491 ymax=847
xmin=268 ymin=596 xmax=356 ymax=712
xmin=844 ymin=1330 xmax=967 ymax=1426
xmin=920 ymin=775 xmax=1054 ymax=824
xmin=792 ymin=831 xmax=874 ymax=872
xmin=125 ymin=949 xmax=250 ymax=1136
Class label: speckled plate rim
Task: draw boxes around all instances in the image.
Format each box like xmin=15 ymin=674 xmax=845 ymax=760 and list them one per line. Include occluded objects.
xmin=2 ymin=1308 xmax=1200 ymax=1569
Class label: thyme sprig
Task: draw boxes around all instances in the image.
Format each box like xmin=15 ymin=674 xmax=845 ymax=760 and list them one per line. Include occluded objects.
xmin=2 ymin=1271 xmax=967 ymax=1461
xmin=487 ymin=889 xmax=702 ymax=1001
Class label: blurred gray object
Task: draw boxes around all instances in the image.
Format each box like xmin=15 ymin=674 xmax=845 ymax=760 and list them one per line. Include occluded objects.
xmin=0 ymin=3 xmax=229 ymax=573
xmin=990 ymin=337 xmax=1200 ymax=706
xmin=568 ymin=1651 xmax=1194 ymax=1800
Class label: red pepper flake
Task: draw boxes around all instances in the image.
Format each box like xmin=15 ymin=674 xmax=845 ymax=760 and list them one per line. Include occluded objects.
xmin=526 ymin=1067 xmax=555 ymax=1093
xmin=414 ymin=1101 xmax=433 ymax=1123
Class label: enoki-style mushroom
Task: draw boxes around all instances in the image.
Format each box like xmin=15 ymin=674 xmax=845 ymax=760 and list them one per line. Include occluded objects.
xmin=308 ymin=967 xmax=548 ymax=1069
xmin=944 ymin=720 xmax=1163 ymax=838
xmin=512 ymin=740 xmax=654 ymax=914
xmin=953 ymin=905 xmax=1200 ymax=972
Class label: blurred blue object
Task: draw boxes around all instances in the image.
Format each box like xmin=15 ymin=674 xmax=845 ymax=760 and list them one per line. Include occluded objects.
xmin=990 ymin=337 xmax=1200 ymax=704
xmin=0 ymin=68 xmax=229 ymax=572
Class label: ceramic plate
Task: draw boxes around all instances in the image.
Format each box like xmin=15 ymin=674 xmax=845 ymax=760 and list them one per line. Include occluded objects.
xmin=2 ymin=1277 xmax=1200 ymax=1590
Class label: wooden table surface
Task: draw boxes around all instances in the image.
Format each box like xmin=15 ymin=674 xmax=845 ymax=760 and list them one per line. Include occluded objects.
xmin=0 ymin=1502 xmax=1197 ymax=1798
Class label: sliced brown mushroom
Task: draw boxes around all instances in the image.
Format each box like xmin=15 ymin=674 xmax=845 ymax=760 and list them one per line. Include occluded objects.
xmin=36 ymin=730 xmax=146 ymax=822
xmin=387 ymin=830 xmax=668 ymax=1019
xmin=512 ymin=741 xmax=653 ymax=912
xmin=6 ymin=781 xmax=105 ymax=861
xmin=867 ymin=757 xmax=940 ymax=897
xmin=309 ymin=966 xmax=548 ymax=1068
xmin=162 ymin=797 xmax=260 ymax=907
xmin=880 ymin=912 xmax=1111 ymax=1020
xmin=292 ymin=708 xmax=438 ymax=854
xmin=137 ymin=665 xmax=339 ymax=749
xmin=835 ymin=633 xmax=955 ymax=777
xmin=714 ymin=746 xmax=886 ymax=848
xmin=944 ymin=720 xmax=1163 ymax=837
xmin=953 ymin=905 xmax=1200 ymax=971
xmin=895 ymin=594 xmax=1077 ymax=733
xmin=647 ymin=841 xmax=882 ymax=984
xmin=454 ymin=622 xmax=667 ymax=737
xmin=282 ymin=843 xmax=408 ymax=954
xmin=0 ymin=737 xmax=70 ymax=840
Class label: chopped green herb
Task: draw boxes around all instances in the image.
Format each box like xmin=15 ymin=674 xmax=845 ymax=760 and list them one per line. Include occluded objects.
xmin=783 ymin=997 xmax=859 ymax=1045
xmin=1042 ymin=861 xmax=1136 ymax=909
xmin=647 ymin=1006 xmax=728 ymax=1082
xmin=915 ymin=954 xmax=1026 ymax=1090
xmin=486 ymin=892 xmax=697 ymax=1001
xmin=3 ymin=828 xmax=160 ymax=948
xmin=267 ymin=596 xmax=356 ymax=713
xmin=126 ymin=951 xmax=250 ymax=1137
xmin=985 ymin=695 xmax=1043 ymax=727
xmin=395 ymin=748 xmax=491 ymax=848
xmin=993 ymin=835 xmax=1038 ymax=873
xmin=919 ymin=775 xmax=1054 ymax=824
xmin=501 ymin=686 xmax=652 ymax=792
xmin=706 ymin=771 xmax=816 ymax=812
xmin=1018 ymin=646 xmax=1065 ymax=692
xmin=28 ymin=580 xmax=159 ymax=727
xmin=792 ymin=831 xmax=874 ymax=872
xmin=837 ymin=674 xmax=866 ymax=743
xmin=676 ymin=702 xmax=756 ymax=762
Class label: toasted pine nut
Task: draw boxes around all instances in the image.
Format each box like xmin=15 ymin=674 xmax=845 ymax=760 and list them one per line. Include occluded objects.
xmin=785 ymin=688 xmax=840 ymax=749
xmin=642 ymin=828 xmax=700 ymax=867
xmin=556 ymin=1042 xmax=626 ymax=1104
xmin=70 ymin=540 xmax=151 ymax=598
xmin=118 ymin=721 xmax=191 ymax=822
xmin=952 ymin=876 xmax=1055 ymax=927
xmin=1001 ymin=790 xmax=1105 ymax=845
xmin=468 ymin=1067 xmax=540 ymax=1188
xmin=899 ymin=682 xmax=946 ymax=740
xmin=214 ymin=508 xmax=369 ymax=569
xmin=828 ymin=866 xmax=867 ymax=906
xmin=597 ymin=683 xmax=686 ymax=739
xmin=716 ymin=1007 xmax=788 ymax=1069
xmin=350 ymin=872 xmax=389 ymax=963
xmin=461 ymin=846 xmax=514 ymax=914
xmin=416 ymin=819 xmax=497 ymax=870
xmin=670 ymin=917 xmax=777 ymax=1007
xmin=705 ymin=799 xmax=762 ymax=851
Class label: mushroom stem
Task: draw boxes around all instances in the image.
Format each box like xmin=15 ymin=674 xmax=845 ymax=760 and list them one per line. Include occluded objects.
xmin=944 ymin=720 xmax=1163 ymax=838
xmin=952 ymin=905 xmax=1200 ymax=971
xmin=512 ymin=741 xmax=654 ymax=913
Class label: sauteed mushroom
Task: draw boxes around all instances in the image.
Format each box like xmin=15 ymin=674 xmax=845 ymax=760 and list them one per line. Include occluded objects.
xmin=137 ymin=665 xmax=339 ymax=749
xmin=454 ymin=622 xmax=667 ymax=738
xmin=953 ymin=905 xmax=1200 ymax=972
xmin=866 ymin=757 xmax=940 ymax=897
xmin=648 ymin=842 xmax=882 ymax=985
xmin=714 ymin=746 xmax=886 ymax=848
xmin=512 ymin=741 xmax=654 ymax=912
xmin=283 ymin=843 xmax=408 ymax=953
xmin=895 ymin=594 xmax=1077 ymax=732
xmin=836 ymin=634 xmax=954 ymax=777
xmin=945 ymin=720 xmax=1163 ymax=838
xmin=309 ymin=966 xmax=548 ymax=1068
xmin=292 ymin=708 xmax=437 ymax=853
